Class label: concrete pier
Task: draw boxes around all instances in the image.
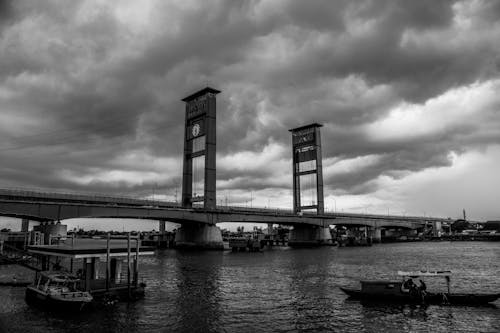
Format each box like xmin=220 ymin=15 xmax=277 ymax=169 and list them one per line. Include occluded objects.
xmin=159 ymin=220 xmax=166 ymax=234
xmin=369 ymin=227 xmax=382 ymax=243
xmin=21 ymin=219 xmax=30 ymax=232
xmin=288 ymin=225 xmax=333 ymax=247
xmin=33 ymin=221 xmax=67 ymax=244
xmin=432 ymin=221 xmax=443 ymax=237
xmin=174 ymin=224 xmax=224 ymax=250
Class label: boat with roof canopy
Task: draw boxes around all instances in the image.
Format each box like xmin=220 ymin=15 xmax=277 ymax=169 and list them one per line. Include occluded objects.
xmin=340 ymin=270 xmax=500 ymax=306
xmin=25 ymin=271 xmax=93 ymax=311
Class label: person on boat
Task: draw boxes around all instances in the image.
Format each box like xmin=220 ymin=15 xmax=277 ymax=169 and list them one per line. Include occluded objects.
xmin=418 ymin=279 xmax=427 ymax=293
xmin=403 ymin=278 xmax=415 ymax=291
xmin=409 ymin=282 xmax=419 ymax=298
xmin=417 ymin=279 xmax=427 ymax=303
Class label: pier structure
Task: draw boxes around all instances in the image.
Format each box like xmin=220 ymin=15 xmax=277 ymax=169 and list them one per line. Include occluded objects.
xmin=26 ymin=236 xmax=154 ymax=301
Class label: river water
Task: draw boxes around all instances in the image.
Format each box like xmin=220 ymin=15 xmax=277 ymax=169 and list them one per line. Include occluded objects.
xmin=0 ymin=241 xmax=499 ymax=332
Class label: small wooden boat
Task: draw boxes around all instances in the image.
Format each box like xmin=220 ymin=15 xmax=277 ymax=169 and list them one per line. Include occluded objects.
xmin=25 ymin=271 xmax=93 ymax=311
xmin=340 ymin=270 xmax=500 ymax=306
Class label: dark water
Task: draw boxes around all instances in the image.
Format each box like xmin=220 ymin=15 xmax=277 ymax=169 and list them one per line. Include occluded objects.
xmin=1 ymin=242 xmax=499 ymax=332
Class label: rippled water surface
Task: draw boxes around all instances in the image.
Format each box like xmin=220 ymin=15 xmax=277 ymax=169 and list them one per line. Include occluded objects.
xmin=1 ymin=242 xmax=499 ymax=332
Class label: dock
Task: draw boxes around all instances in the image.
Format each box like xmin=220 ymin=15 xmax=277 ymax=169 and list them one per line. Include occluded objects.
xmin=26 ymin=235 xmax=155 ymax=302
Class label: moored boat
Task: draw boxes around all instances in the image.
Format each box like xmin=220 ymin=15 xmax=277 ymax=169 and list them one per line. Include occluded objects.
xmin=25 ymin=271 xmax=93 ymax=311
xmin=340 ymin=270 xmax=500 ymax=306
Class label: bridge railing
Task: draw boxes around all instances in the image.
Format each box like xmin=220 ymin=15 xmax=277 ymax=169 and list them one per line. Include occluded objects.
xmin=215 ymin=204 xmax=294 ymax=215
xmin=214 ymin=204 xmax=445 ymax=222
xmin=0 ymin=187 xmax=181 ymax=208
xmin=0 ymin=187 xmax=448 ymax=222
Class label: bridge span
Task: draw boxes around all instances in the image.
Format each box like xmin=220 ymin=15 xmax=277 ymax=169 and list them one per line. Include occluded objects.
xmin=0 ymin=188 xmax=444 ymax=230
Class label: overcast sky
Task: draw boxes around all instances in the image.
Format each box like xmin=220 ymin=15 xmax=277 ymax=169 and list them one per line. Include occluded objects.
xmin=1 ymin=0 xmax=500 ymax=230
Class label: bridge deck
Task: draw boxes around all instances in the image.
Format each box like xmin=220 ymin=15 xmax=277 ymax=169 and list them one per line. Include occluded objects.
xmin=0 ymin=188 xmax=449 ymax=228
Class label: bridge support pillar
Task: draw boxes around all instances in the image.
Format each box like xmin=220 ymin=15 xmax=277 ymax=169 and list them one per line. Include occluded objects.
xmin=174 ymin=224 xmax=224 ymax=250
xmin=288 ymin=225 xmax=333 ymax=247
xmin=267 ymin=223 xmax=273 ymax=235
xmin=158 ymin=220 xmax=169 ymax=248
xmin=369 ymin=227 xmax=382 ymax=243
xmin=159 ymin=220 xmax=166 ymax=234
xmin=21 ymin=219 xmax=30 ymax=232
xmin=33 ymin=221 xmax=67 ymax=245
xmin=432 ymin=221 xmax=442 ymax=237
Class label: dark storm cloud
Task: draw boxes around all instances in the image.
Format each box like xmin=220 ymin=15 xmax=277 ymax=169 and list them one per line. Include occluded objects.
xmin=324 ymin=147 xmax=455 ymax=193
xmin=0 ymin=0 xmax=14 ymax=26
xmin=0 ymin=0 xmax=500 ymax=211
xmin=211 ymin=0 xmax=499 ymax=168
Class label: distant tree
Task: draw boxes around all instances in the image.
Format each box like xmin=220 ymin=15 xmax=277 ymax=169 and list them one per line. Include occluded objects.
xmin=483 ymin=221 xmax=500 ymax=231
xmin=451 ymin=219 xmax=473 ymax=232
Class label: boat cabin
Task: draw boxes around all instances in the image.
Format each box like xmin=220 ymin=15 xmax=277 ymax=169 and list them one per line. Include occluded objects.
xmin=35 ymin=271 xmax=81 ymax=293
xmin=360 ymin=280 xmax=403 ymax=295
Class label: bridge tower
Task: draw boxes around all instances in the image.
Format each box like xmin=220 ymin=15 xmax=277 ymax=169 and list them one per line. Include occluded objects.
xmin=176 ymin=87 xmax=224 ymax=250
xmin=181 ymin=87 xmax=221 ymax=209
xmin=289 ymin=123 xmax=324 ymax=214
xmin=288 ymin=123 xmax=332 ymax=246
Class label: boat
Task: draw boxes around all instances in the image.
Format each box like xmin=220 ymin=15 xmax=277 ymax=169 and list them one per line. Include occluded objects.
xmin=340 ymin=270 xmax=500 ymax=306
xmin=25 ymin=271 xmax=93 ymax=311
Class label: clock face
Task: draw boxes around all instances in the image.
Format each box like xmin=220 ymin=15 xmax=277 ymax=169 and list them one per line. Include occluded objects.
xmin=192 ymin=123 xmax=201 ymax=137
xmin=299 ymin=133 xmax=313 ymax=143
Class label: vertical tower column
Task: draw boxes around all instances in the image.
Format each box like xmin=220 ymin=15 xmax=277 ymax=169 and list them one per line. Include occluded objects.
xmin=181 ymin=87 xmax=221 ymax=209
xmin=289 ymin=123 xmax=324 ymax=214
xmin=177 ymin=87 xmax=224 ymax=250
xmin=288 ymin=124 xmax=331 ymax=247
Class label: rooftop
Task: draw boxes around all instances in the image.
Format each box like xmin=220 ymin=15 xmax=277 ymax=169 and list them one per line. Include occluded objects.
xmin=181 ymin=87 xmax=221 ymax=102
xmin=27 ymin=238 xmax=155 ymax=259
xmin=289 ymin=123 xmax=323 ymax=132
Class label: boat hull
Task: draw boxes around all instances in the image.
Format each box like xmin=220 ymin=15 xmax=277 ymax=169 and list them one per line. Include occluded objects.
xmin=25 ymin=286 xmax=93 ymax=311
xmin=340 ymin=287 xmax=500 ymax=306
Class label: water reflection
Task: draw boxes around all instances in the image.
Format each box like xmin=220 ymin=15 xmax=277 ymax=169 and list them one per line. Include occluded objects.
xmin=288 ymin=248 xmax=336 ymax=331
xmin=1 ymin=242 xmax=500 ymax=332
xmin=172 ymin=251 xmax=224 ymax=332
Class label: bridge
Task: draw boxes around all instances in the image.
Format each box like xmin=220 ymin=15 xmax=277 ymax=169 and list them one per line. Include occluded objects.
xmin=0 ymin=87 xmax=449 ymax=249
xmin=0 ymin=188 xmax=436 ymax=227
xmin=0 ymin=188 xmax=444 ymax=248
